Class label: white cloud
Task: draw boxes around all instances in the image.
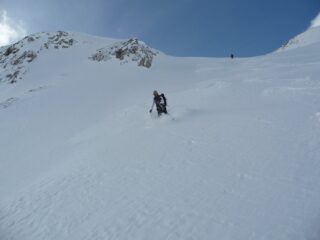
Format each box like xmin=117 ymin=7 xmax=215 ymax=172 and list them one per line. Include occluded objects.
xmin=0 ymin=10 xmax=27 ymax=47
xmin=310 ymin=12 xmax=320 ymax=28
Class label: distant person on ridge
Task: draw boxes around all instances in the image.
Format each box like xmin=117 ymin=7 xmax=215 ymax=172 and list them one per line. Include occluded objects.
xmin=230 ymin=53 xmax=234 ymax=59
xmin=149 ymin=90 xmax=168 ymax=116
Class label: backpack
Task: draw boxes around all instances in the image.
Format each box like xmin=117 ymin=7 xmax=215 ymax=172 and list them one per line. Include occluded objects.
xmin=160 ymin=94 xmax=167 ymax=106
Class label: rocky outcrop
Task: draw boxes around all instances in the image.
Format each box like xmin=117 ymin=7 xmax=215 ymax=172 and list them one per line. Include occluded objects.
xmin=0 ymin=47 xmax=36 ymax=83
xmin=43 ymin=31 xmax=75 ymax=49
xmin=90 ymin=38 xmax=157 ymax=68
xmin=0 ymin=31 xmax=77 ymax=84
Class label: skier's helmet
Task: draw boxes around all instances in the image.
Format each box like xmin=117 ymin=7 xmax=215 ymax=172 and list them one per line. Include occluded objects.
xmin=153 ymin=90 xmax=159 ymax=96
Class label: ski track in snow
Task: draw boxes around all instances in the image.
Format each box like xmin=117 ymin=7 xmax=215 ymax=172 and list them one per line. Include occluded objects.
xmin=0 ymin=98 xmax=18 ymax=109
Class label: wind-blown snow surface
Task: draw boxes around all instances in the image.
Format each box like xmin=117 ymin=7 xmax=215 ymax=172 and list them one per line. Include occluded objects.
xmin=1 ymin=29 xmax=320 ymax=240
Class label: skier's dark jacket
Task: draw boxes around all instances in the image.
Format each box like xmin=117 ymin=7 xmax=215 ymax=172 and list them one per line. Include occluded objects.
xmin=154 ymin=94 xmax=167 ymax=107
xmin=150 ymin=92 xmax=167 ymax=115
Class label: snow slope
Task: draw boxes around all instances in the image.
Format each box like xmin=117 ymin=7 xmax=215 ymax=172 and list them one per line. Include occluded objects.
xmin=278 ymin=26 xmax=320 ymax=51
xmin=1 ymin=28 xmax=320 ymax=240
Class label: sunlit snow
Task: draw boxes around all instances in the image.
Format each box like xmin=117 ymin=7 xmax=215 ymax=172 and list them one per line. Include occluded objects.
xmin=1 ymin=27 xmax=320 ymax=240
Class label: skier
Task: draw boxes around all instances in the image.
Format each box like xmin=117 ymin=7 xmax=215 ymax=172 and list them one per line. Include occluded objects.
xmin=149 ymin=90 xmax=168 ymax=116
xmin=230 ymin=53 xmax=234 ymax=59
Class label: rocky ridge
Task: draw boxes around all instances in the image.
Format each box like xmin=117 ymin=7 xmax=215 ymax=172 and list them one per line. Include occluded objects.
xmin=90 ymin=38 xmax=157 ymax=68
xmin=0 ymin=31 xmax=76 ymax=84
xmin=0 ymin=33 xmax=157 ymax=85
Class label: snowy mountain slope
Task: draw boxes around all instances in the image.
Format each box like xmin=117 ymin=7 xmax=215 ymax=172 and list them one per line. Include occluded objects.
xmin=278 ymin=25 xmax=320 ymax=51
xmin=0 ymin=31 xmax=77 ymax=84
xmin=1 ymin=27 xmax=320 ymax=240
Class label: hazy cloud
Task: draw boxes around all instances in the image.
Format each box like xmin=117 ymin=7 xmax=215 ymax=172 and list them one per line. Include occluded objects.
xmin=0 ymin=10 xmax=27 ymax=46
xmin=310 ymin=12 xmax=320 ymax=28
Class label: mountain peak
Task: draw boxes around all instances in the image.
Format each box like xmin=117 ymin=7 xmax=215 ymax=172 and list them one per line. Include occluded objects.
xmin=0 ymin=31 xmax=158 ymax=84
xmin=0 ymin=31 xmax=77 ymax=84
xmin=90 ymin=38 xmax=157 ymax=68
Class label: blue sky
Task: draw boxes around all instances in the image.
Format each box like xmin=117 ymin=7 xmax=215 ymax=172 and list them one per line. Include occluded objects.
xmin=0 ymin=0 xmax=319 ymax=56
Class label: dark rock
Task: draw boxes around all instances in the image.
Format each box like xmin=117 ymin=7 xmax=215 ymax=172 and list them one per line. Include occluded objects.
xmin=4 ymin=46 xmax=19 ymax=56
xmin=12 ymin=51 xmax=37 ymax=65
xmin=27 ymin=37 xmax=35 ymax=42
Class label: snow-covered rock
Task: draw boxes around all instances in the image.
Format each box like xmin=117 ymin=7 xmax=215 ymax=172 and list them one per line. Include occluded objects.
xmin=0 ymin=33 xmax=157 ymax=85
xmin=90 ymin=38 xmax=157 ymax=68
xmin=0 ymin=31 xmax=76 ymax=84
